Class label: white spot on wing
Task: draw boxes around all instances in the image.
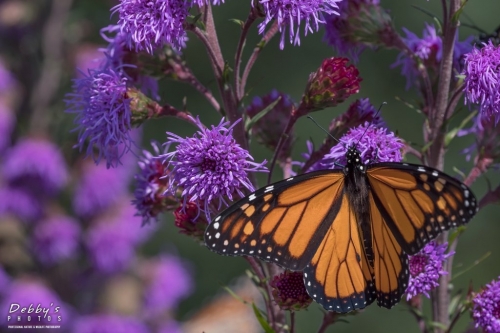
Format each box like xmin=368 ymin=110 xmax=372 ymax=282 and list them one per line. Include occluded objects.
xmin=432 ymin=171 xmax=439 ymax=177
xmin=286 ymin=177 xmax=294 ymax=181
xmin=249 ymin=194 xmax=257 ymax=201
xmin=264 ymin=186 xmax=274 ymax=193
xmin=215 ymin=233 xmax=220 ymax=239
xmin=213 ymin=222 xmax=220 ymax=230
xmin=418 ymin=167 xmax=426 ymax=172
xmin=215 ymin=216 xmax=221 ymax=222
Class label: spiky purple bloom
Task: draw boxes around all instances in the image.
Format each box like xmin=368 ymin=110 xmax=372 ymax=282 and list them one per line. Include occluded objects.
xmin=0 ymin=104 xmax=14 ymax=153
xmin=85 ymin=203 xmax=153 ymax=274
xmin=142 ymin=255 xmax=193 ymax=316
xmin=472 ymin=277 xmax=500 ymax=333
xmin=0 ymin=186 xmax=42 ymax=222
xmin=191 ymin=0 xmax=225 ymax=5
xmin=463 ymin=41 xmax=500 ymax=123
xmin=323 ymin=0 xmax=381 ymax=61
xmin=0 ymin=60 xmax=14 ymax=92
xmin=65 ymin=67 xmax=133 ymax=168
xmin=392 ymin=24 xmax=473 ymax=89
xmin=323 ymin=122 xmax=403 ymax=168
xmin=32 ymin=216 xmax=81 ymax=266
xmin=258 ymin=0 xmax=343 ymax=49
xmin=2 ymin=138 xmax=68 ymax=196
xmin=406 ymin=242 xmax=454 ymax=300
xmin=72 ymin=314 xmax=149 ymax=333
xmin=73 ymin=163 xmax=129 ymax=218
xmin=74 ymin=45 xmax=105 ymax=77
xmin=0 ymin=279 xmax=69 ymax=325
xmin=113 ymin=0 xmax=189 ymax=53
xmin=162 ymin=117 xmax=267 ymax=219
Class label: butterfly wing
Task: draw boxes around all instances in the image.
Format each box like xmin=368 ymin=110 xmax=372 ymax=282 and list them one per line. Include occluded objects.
xmin=303 ymin=193 xmax=377 ymax=312
xmin=205 ymin=170 xmax=346 ymax=271
xmin=367 ymin=163 xmax=478 ymax=255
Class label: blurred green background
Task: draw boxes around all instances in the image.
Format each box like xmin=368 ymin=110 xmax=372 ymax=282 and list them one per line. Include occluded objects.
xmin=2 ymin=0 xmax=500 ymax=332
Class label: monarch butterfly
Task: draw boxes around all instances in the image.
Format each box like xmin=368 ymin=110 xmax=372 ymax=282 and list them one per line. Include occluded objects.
xmin=204 ymin=145 xmax=478 ymax=313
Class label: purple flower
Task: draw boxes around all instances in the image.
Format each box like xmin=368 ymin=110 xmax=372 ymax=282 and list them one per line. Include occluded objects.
xmin=162 ymin=117 xmax=267 ymax=219
xmin=463 ymin=41 xmax=500 ymax=123
xmin=2 ymin=138 xmax=68 ymax=196
xmin=73 ymin=162 xmax=129 ymax=218
xmin=472 ymin=277 xmax=500 ymax=333
xmin=0 ymin=186 xmax=42 ymax=222
xmin=85 ymin=203 xmax=154 ymax=274
xmin=323 ymin=122 xmax=404 ymax=168
xmin=112 ymin=0 xmax=189 ymax=53
xmin=142 ymin=255 xmax=193 ymax=316
xmin=73 ymin=314 xmax=150 ymax=333
xmin=65 ymin=67 xmax=133 ymax=168
xmin=258 ymin=0 xmax=343 ymax=49
xmin=32 ymin=216 xmax=81 ymax=265
xmin=270 ymin=271 xmax=312 ymax=311
xmin=191 ymin=0 xmax=225 ymax=5
xmin=0 ymin=266 xmax=10 ymax=296
xmin=133 ymin=142 xmax=177 ymax=225
xmin=0 ymin=279 xmax=69 ymax=325
xmin=406 ymin=242 xmax=454 ymax=300
xmin=0 ymin=60 xmax=14 ymax=92
xmin=158 ymin=321 xmax=183 ymax=333
xmin=74 ymin=45 xmax=105 ymax=77
xmin=0 ymin=104 xmax=14 ymax=153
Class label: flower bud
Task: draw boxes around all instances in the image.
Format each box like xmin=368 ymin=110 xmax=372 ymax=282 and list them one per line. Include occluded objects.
xmin=270 ymin=271 xmax=312 ymax=311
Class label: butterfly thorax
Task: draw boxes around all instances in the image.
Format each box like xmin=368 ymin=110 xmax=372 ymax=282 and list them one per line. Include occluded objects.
xmin=343 ymin=147 xmax=371 ymax=225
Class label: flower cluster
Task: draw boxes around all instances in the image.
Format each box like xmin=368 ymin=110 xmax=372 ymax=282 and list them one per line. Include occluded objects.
xmin=270 ymin=271 xmax=312 ymax=311
xmin=472 ymin=277 xmax=500 ymax=333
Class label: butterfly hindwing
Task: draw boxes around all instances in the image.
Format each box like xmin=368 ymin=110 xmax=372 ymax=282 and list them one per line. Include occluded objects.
xmin=205 ymin=170 xmax=345 ymax=270
xmin=303 ymin=193 xmax=376 ymax=312
xmin=367 ymin=163 xmax=477 ymax=255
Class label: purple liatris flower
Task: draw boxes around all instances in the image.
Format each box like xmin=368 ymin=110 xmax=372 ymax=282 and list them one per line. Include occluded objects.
xmin=65 ymin=67 xmax=133 ymax=168
xmin=174 ymin=201 xmax=208 ymax=241
xmin=32 ymin=216 xmax=81 ymax=265
xmin=463 ymin=41 xmax=500 ymax=123
xmin=245 ymin=90 xmax=294 ymax=160
xmin=472 ymin=277 xmax=500 ymax=333
xmin=323 ymin=122 xmax=404 ymax=168
xmin=73 ymin=162 xmax=129 ymax=218
xmin=73 ymin=314 xmax=149 ymax=333
xmin=113 ymin=0 xmax=189 ymax=53
xmin=270 ymin=271 xmax=312 ymax=311
xmin=133 ymin=142 xmax=177 ymax=225
xmin=191 ymin=0 xmax=225 ymax=5
xmin=2 ymin=138 xmax=68 ymax=196
xmin=162 ymin=117 xmax=267 ymax=219
xmin=0 ymin=186 xmax=42 ymax=222
xmin=0 ymin=279 xmax=69 ymax=325
xmin=258 ymin=0 xmax=343 ymax=49
xmin=406 ymin=242 xmax=454 ymax=300
xmin=141 ymin=255 xmax=193 ymax=317
xmin=0 ymin=104 xmax=14 ymax=153
xmin=0 ymin=60 xmax=14 ymax=92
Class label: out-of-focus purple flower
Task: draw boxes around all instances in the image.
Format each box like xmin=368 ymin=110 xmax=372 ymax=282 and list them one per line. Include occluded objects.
xmin=32 ymin=216 xmax=81 ymax=266
xmin=73 ymin=314 xmax=150 ymax=333
xmin=65 ymin=67 xmax=133 ymax=168
xmin=0 ymin=186 xmax=42 ymax=222
xmin=406 ymin=242 xmax=454 ymax=300
xmin=392 ymin=24 xmax=473 ymax=89
xmin=0 ymin=60 xmax=14 ymax=92
xmin=0 ymin=104 xmax=14 ymax=153
xmin=258 ymin=0 xmax=343 ymax=49
xmin=463 ymin=41 xmax=500 ymax=123
xmin=162 ymin=117 xmax=267 ymax=219
xmin=158 ymin=321 xmax=183 ymax=333
xmin=73 ymin=162 xmax=129 ymax=218
xmin=246 ymin=89 xmax=294 ymax=159
xmin=472 ymin=277 xmax=500 ymax=333
xmin=323 ymin=122 xmax=403 ymax=168
xmin=0 ymin=279 xmax=69 ymax=325
xmin=142 ymin=255 xmax=193 ymax=317
xmin=270 ymin=271 xmax=312 ymax=311
xmin=2 ymin=138 xmax=68 ymax=196
xmin=85 ymin=202 xmax=153 ymax=274
xmin=112 ymin=0 xmax=189 ymax=53
xmin=133 ymin=142 xmax=177 ymax=225
xmin=0 ymin=266 xmax=10 ymax=296
xmin=74 ymin=45 xmax=105 ymax=77
xmin=458 ymin=115 xmax=500 ymax=165
xmin=323 ymin=0 xmax=391 ymax=61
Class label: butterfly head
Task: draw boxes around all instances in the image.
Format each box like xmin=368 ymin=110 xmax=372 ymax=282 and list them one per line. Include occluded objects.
xmin=345 ymin=146 xmax=366 ymax=173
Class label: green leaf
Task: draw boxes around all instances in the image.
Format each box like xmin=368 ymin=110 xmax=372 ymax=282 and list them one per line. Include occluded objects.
xmin=452 ymin=251 xmax=491 ymax=280
xmin=444 ymin=110 xmax=477 ymax=146
xmin=252 ymin=303 xmax=276 ymax=333
xmin=421 ymin=140 xmax=434 ymax=154
xmin=451 ymin=0 xmax=469 ymax=24
xmin=448 ymin=293 xmax=463 ymax=316
xmin=428 ymin=321 xmax=448 ymax=330
xmin=394 ymin=96 xmax=424 ymax=114
xmin=448 ymin=225 xmax=466 ymax=244
xmin=229 ymin=18 xmax=245 ymax=28
xmin=244 ymin=96 xmax=282 ymax=132
xmin=223 ymin=286 xmax=248 ymax=305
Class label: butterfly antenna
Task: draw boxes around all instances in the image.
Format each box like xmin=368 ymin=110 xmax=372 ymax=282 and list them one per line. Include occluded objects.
xmin=354 ymin=102 xmax=386 ymax=147
xmin=306 ymin=116 xmax=340 ymax=144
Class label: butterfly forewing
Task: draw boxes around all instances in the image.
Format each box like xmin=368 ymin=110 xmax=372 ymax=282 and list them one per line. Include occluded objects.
xmin=367 ymin=163 xmax=478 ymax=255
xmin=205 ymin=170 xmax=345 ymax=271
xmin=304 ymin=194 xmax=377 ymax=312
